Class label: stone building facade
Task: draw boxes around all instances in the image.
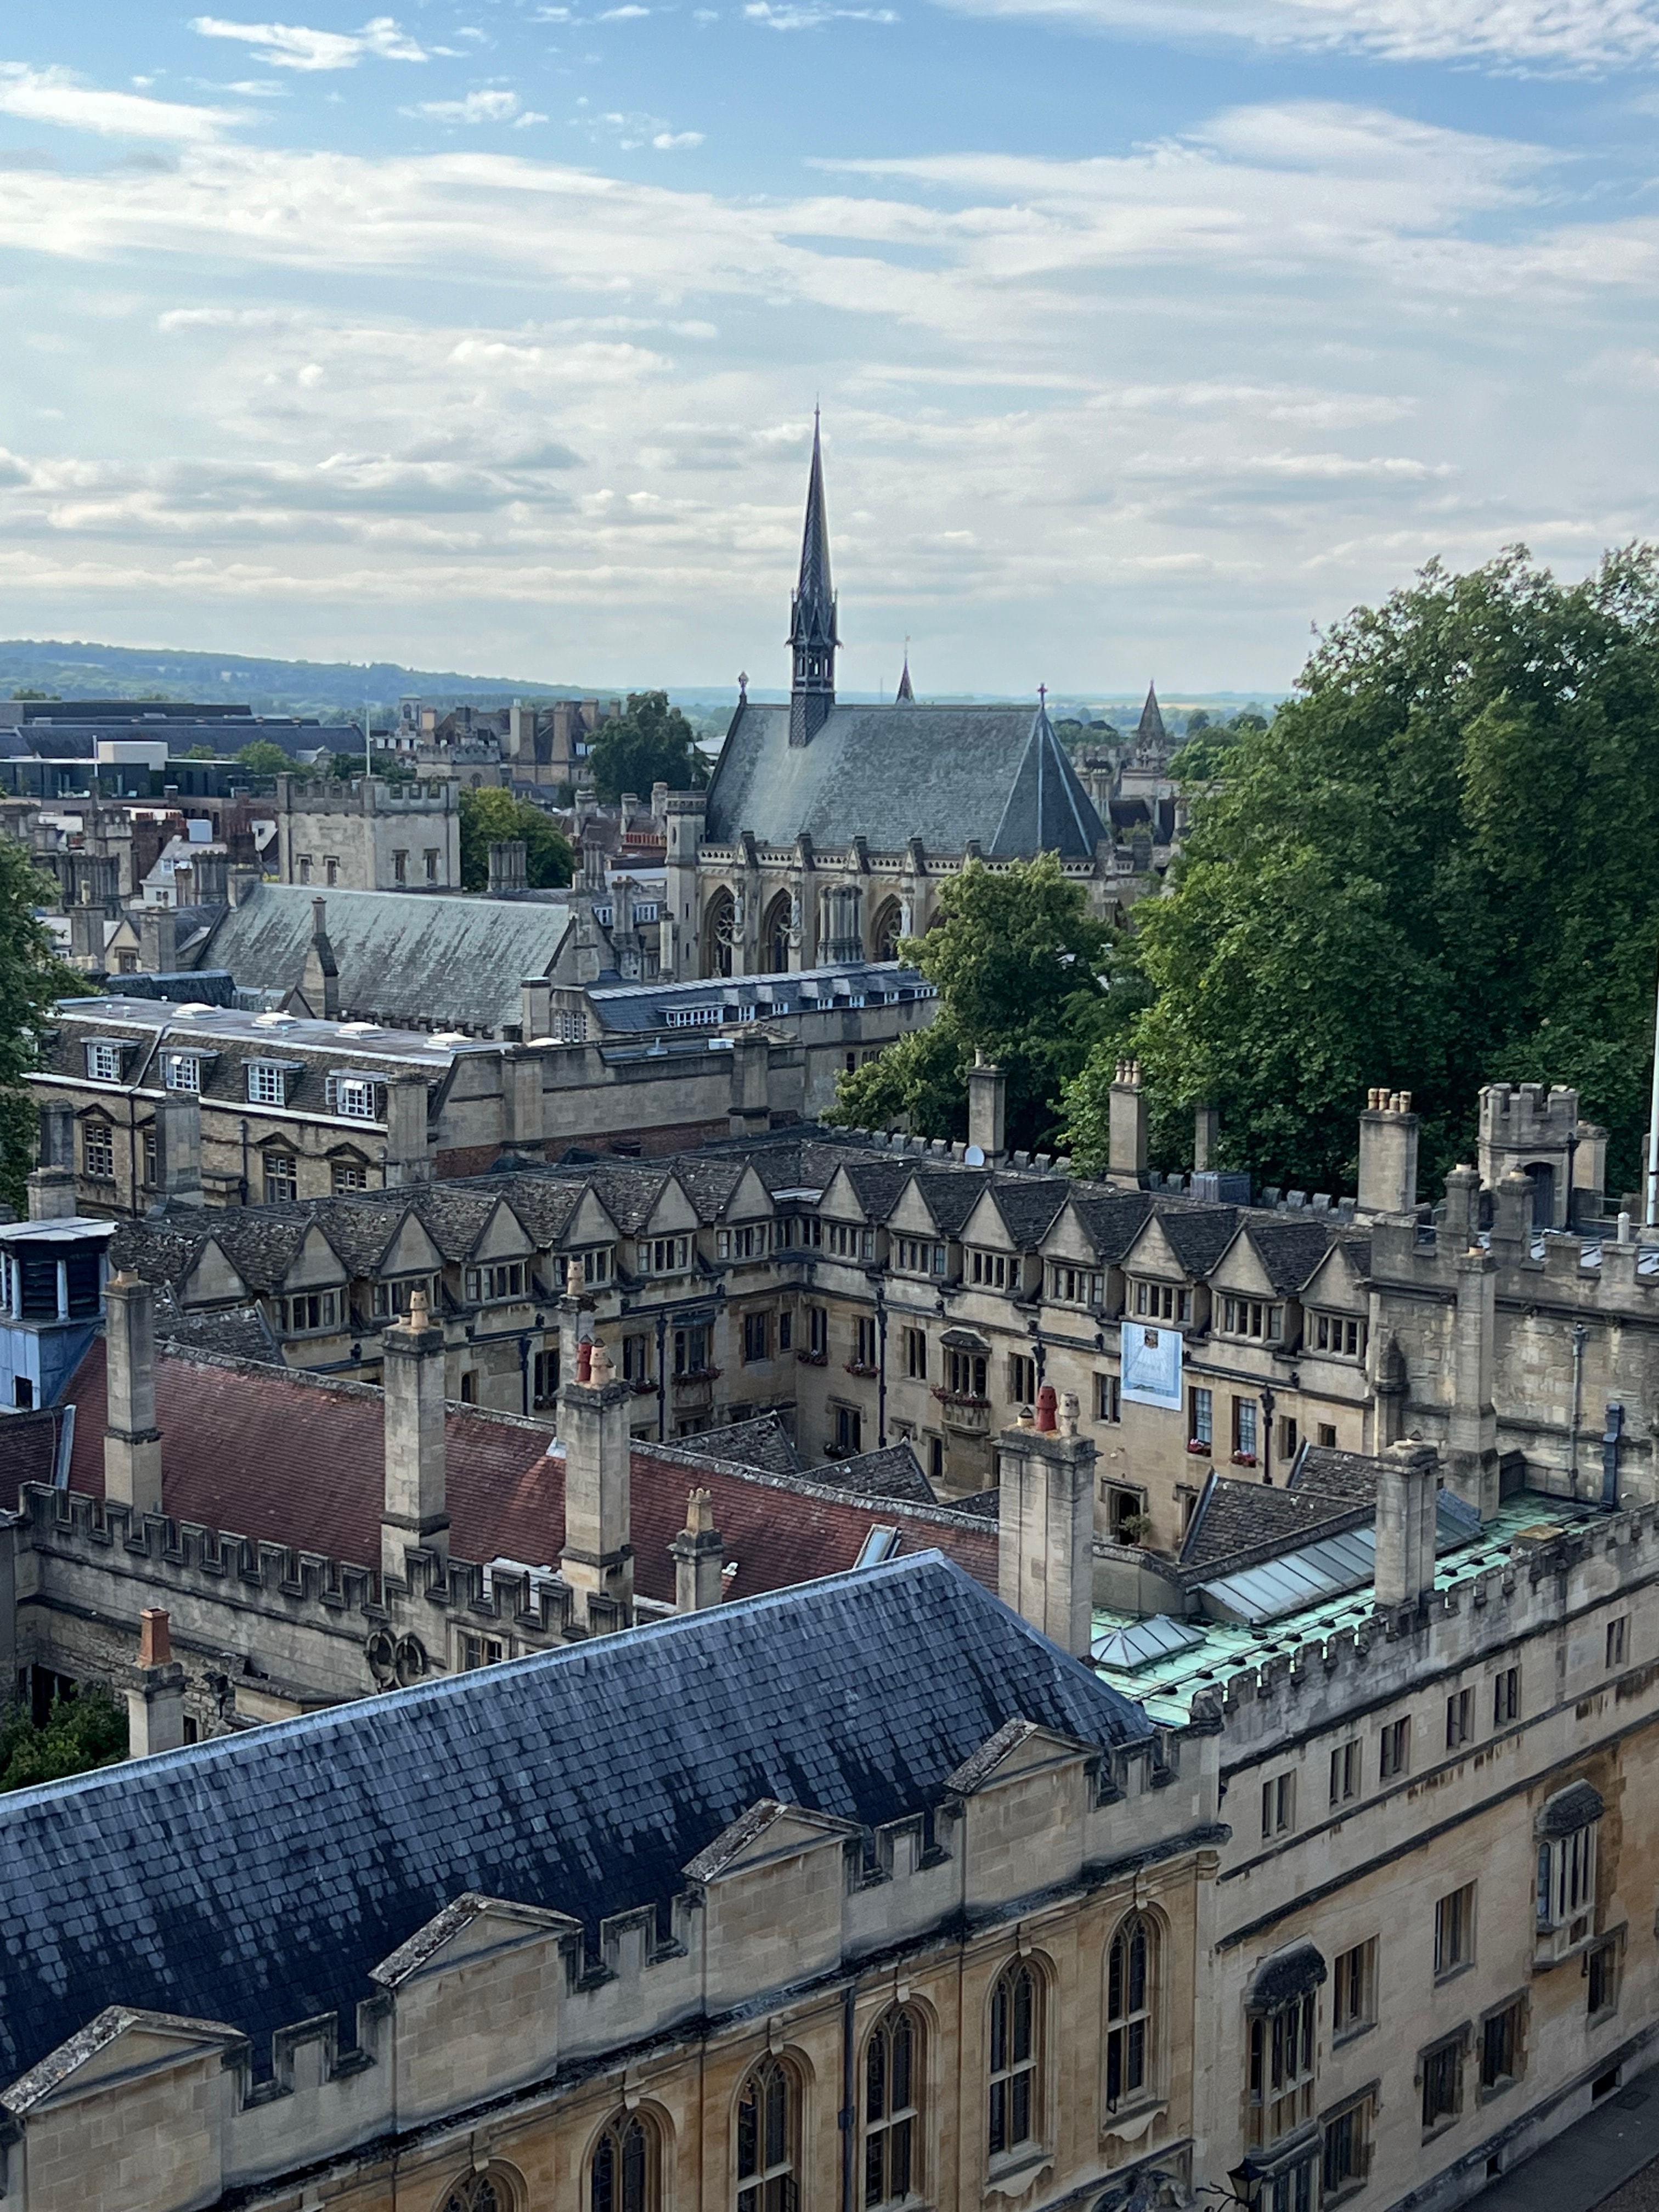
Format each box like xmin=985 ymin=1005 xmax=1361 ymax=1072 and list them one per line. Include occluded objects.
xmin=272 ymin=772 xmax=462 ymax=892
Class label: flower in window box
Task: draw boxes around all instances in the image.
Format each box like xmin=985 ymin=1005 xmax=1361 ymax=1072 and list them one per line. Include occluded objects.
xmin=1186 ymin=1439 xmax=1212 ymax=1455
xmin=796 ymin=1348 xmax=828 ymax=1366
xmin=1231 ymin=1451 xmax=1257 ymax=1466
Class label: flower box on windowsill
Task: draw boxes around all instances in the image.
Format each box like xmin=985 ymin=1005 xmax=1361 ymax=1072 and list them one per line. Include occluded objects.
xmin=1232 ymin=1451 xmax=1257 ymax=1466
xmin=1186 ymin=1439 xmax=1212 ymax=1456
xmin=795 ymin=1350 xmax=828 ymax=1366
xmin=628 ymin=1377 xmax=657 ymax=1397
xmin=673 ymin=1365 xmax=720 ymax=1387
xmin=844 ymin=1361 xmax=878 ymax=1378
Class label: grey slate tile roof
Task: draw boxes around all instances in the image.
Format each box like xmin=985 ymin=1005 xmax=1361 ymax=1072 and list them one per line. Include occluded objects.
xmin=1177 ymin=1474 xmax=1372 ymax=1577
xmin=985 ymin=1179 xmax=1071 ymax=1249
xmin=193 ymin=884 xmax=573 ymax=1035
xmin=1070 ymin=1190 xmax=1156 ymax=1262
xmin=704 ymin=701 xmax=1106 ymax=858
xmin=675 ymin=1414 xmax=803 ymax=1479
xmin=1240 ymin=1218 xmax=1340 ymax=1294
xmin=1154 ymin=1205 xmax=1241 ymax=1278
xmin=806 ymin=1441 xmax=936 ymax=1505
xmin=0 ymin=1555 xmax=1150 ymax=2087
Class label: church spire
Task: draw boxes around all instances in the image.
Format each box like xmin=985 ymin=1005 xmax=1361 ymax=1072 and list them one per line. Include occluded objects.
xmin=896 ymin=639 xmax=914 ymax=703
xmin=788 ymin=408 xmax=838 ymax=747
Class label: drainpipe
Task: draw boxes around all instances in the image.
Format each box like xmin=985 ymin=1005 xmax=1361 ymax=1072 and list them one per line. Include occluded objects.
xmin=1260 ymin=1387 xmax=1276 ymax=1486
xmin=1568 ymin=1323 xmax=1588 ymax=1497
xmin=518 ymin=1330 xmax=532 ymax=1417
xmin=1602 ymin=1402 xmax=1624 ymax=1511
xmin=655 ymin=1308 xmax=668 ymax=1443
xmin=840 ymin=1979 xmax=857 ymax=2212
xmin=876 ymin=1287 xmax=888 ymax=1449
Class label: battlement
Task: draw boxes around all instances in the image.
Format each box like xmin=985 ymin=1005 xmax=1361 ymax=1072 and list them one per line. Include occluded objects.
xmin=1203 ymin=1496 xmax=1659 ymax=1752
xmin=278 ymin=777 xmax=457 ymax=814
xmin=1480 ymin=1081 xmax=1580 ymax=1149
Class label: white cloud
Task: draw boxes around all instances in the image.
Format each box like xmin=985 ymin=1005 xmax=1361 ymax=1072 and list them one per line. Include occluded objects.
xmin=407 ymin=89 xmax=530 ymax=122
xmin=189 ymin=15 xmax=430 ymax=71
xmin=652 ymin=129 xmax=704 ymax=148
xmin=926 ymin=0 xmax=1659 ymax=70
xmin=0 ymin=64 xmax=239 ymax=141
xmin=744 ymin=2 xmax=899 ymax=25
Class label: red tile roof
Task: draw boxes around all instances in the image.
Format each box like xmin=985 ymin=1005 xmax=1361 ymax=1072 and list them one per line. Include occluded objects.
xmin=37 ymin=1341 xmax=997 ymax=1606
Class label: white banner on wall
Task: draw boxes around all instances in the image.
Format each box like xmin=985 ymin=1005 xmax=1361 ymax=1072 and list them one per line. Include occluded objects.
xmin=1121 ymin=1322 xmax=1183 ymax=1411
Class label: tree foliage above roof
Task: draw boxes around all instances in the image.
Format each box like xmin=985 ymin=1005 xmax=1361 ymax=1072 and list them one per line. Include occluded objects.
xmin=0 ymin=842 xmax=89 ymax=1212
xmin=1063 ymin=544 xmax=1659 ymax=1194
xmin=587 ymin=690 xmax=709 ymax=804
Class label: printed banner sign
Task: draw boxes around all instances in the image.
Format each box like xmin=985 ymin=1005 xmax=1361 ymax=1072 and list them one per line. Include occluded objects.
xmin=1121 ymin=1322 xmax=1182 ymax=1411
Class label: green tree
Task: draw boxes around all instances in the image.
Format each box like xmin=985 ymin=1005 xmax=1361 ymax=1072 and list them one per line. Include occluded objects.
xmin=10 ymin=688 xmax=59 ymax=702
xmin=1063 ymin=544 xmax=1659 ymax=1195
xmin=458 ymin=787 xmax=574 ymax=891
xmin=183 ymin=743 xmax=216 ymax=760
xmin=587 ymin=691 xmax=708 ymax=804
xmin=0 ymin=1688 xmax=128 ymax=1792
xmin=0 ymin=842 xmax=88 ymax=1211
xmin=235 ymin=740 xmax=298 ymax=775
xmin=825 ymin=856 xmax=1143 ymax=1153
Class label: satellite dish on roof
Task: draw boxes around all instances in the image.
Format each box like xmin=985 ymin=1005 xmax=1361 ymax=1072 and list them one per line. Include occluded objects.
xmin=964 ymin=1144 xmax=986 ymax=1167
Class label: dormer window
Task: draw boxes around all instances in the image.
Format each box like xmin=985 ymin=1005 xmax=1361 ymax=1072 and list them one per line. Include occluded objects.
xmin=969 ymin=1249 xmax=1012 ymax=1290
xmin=85 ymin=1040 xmax=123 ymax=1083
xmin=718 ymin=1224 xmax=770 ymax=1262
xmin=1222 ymin=1296 xmax=1281 ymax=1341
xmin=1047 ymin=1262 xmax=1102 ymax=1308
xmin=1315 ymin=1313 xmax=1364 ymax=1357
xmin=163 ymin=1052 xmax=203 ymax=1092
xmin=824 ymin=1221 xmax=873 ymax=1261
xmin=1133 ymin=1280 xmax=1190 ymax=1323
xmin=464 ymin=1261 xmax=528 ymax=1304
xmin=325 ymin=1073 xmax=382 ymax=1121
xmin=896 ymin=1237 xmax=946 ymax=1278
xmin=247 ymin=1059 xmax=302 ymax=1107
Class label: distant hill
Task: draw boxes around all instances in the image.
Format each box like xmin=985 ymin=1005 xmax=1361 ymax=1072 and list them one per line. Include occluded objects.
xmin=0 ymin=639 xmax=598 ymax=725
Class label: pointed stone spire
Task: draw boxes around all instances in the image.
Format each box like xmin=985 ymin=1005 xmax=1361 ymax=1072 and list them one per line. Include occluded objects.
xmin=896 ymin=641 xmax=915 ymax=703
xmin=788 ymin=408 xmax=839 ymax=748
xmin=1135 ymin=682 xmax=1168 ymax=758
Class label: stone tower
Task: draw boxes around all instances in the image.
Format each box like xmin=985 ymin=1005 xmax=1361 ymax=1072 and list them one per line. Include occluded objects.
xmin=788 ymin=409 xmax=838 ymax=748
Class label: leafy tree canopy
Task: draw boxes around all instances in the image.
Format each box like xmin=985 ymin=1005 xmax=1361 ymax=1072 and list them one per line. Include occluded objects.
xmin=0 ymin=1689 xmax=127 ymax=1793
xmin=825 ymin=855 xmax=1146 ymax=1154
xmin=587 ymin=691 xmax=709 ymax=804
xmin=1062 ymin=544 xmax=1659 ymax=1194
xmin=183 ymin=743 xmax=216 ymax=760
xmin=0 ymin=842 xmax=90 ymax=1211
xmin=234 ymin=740 xmax=297 ymax=775
xmin=458 ymin=786 xmax=574 ymax=891
xmin=10 ymin=688 xmax=58 ymax=702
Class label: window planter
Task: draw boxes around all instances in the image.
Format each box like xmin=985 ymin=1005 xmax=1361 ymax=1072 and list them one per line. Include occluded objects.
xmin=844 ymin=1361 xmax=878 ymax=1378
xmin=1186 ymin=1439 xmax=1212 ymax=1456
xmin=1232 ymin=1451 xmax=1257 ymax=1466
xmin=795 ymin=1350 xmax=828 ymax=1366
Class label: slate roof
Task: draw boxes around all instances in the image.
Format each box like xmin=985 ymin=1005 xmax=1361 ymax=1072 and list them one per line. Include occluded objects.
xmin=0 ymin=1554 xmax=1150 ymax=2088
xmin=1070 ymin=1190 xmax=1156 ymax=1262
xmin=805 ymin=1441 xmax=936 ymax=1506
xmin=704 ymin=701 xmax=1106 ymax=858
xmin=674 ymin=1414 xmax=802 ymax=1480
xmin=1177 ymin=1474 xmax=1372 ymax=1578
xmin=1152 ymin=1205 xmax=1241 ymax=1278
xmin=33 ymin=1342 xmax=999 ymax=1606
xmin=190 ymin=885 xmax=573 ymax=1036
xmin=1238 ymin=1217 xmax=1340 ymax=1295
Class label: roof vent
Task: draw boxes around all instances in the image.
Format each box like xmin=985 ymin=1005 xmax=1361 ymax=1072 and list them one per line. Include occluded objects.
xmin=428 ymin=1031 xmax=470 ymax=1048
xmin=252 ymin=1011 xmax=298 ymax=1028
xmin=337 ymin=1022 xmax=381 ymax=1037
xmin=173 ymin=1003 xmax=214 ymax=1018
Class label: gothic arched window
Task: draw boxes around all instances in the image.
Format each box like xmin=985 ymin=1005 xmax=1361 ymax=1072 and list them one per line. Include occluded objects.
xmin=736 ymin=2055 xmax=799 ymax=2211
xmin=864 ymin=2006 xmax=923 ymax=2205
xmin=441 ymin=2172 xmax=513 ymax=2212
xmin=1107 ymin=1914 xmax=1156 ymax=2112
xmin=988 ymin=1960 xmax=1042 ymax=2157
xmin=591 ymin=2111 xmax=657 ymax=2212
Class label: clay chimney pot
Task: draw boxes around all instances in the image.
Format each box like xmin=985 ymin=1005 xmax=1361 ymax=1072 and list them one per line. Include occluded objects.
xmin=138 ymin=1608 xmax=172 ymax=1668
xmin=1036 ymin=1383 xmax=1058 ymax=1434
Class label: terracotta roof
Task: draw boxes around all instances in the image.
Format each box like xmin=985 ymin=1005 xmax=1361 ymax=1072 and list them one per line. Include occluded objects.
xmin=38 ymin=1341 xmax=997 ymax=1604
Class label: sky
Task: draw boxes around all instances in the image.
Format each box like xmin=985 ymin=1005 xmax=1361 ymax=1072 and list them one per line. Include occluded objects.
xmin=0 ymin=4 xmax=1657 ymax=695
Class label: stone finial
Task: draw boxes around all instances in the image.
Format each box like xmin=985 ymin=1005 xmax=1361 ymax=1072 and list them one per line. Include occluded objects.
xmin=138 ymin=1607 xmax=172 ymax=1668
xmin=1035 ymin=1383 xmax=1058 ymax=1434
xmin=1058 ymin=1390 xmax=1080 ymax=1438
xmin=589 ymin=1340 xmax=614 ymax=1387
xmin=404 ymin=1289 xmax=430 ymax=1332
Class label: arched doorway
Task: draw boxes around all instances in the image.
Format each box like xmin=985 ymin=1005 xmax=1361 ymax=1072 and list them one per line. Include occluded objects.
xmin=1523 ymin=1161 xmax=1556 ymax=1232
xmin=871 ymin=896 xmax=905 ymax=963
xmin=701 ymin=888 xmax=736 ymax=979
xmin=761 ymin=891 xmax=794 ymax=975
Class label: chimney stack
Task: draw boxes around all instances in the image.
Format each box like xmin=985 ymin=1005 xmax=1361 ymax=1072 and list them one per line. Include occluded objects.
xmin=383 ymin=1073 xmax=433 ymax=1188
xmin=1108 ymin=1061 xmax=1148 ymax=1184
xmin=520 ymin=975 xmax=554 ymax=1041
xmin=670 ymin=1487 xmax=725 ymax=1612
xmin=1357 ymin=1087 xmax=1419 ymax=1216
xmin=137 ymin=906 xmax=177 ymax=975
xmin=27 ymin=1101 xmax=77 ymax=1221
xmin=1447 ymin=1246 xmax=1499 ymax=1519
xmin=381 ymin=1289 xmax=450 ymax=1588
xmin=997 ymin=1384 xmax=1096 ymax=1657
xmin=1193 ymin=1103 xmax=1220 ymax=1175
xmin=728 ymin=1028 xmax=772 ymax=1139
xmin=1373 ymin=1439 xmax=1439 ymax=1609
xmin=104 ymin=1271 xmax=163 ymax=1517
xmin=151 ymin=1091 xmax=205 ymax=1209
xmin=126 ymin=1607 xmax=187 ymax=1758
xmin=558 ymin=1313 xmax=634 ymax=1629
xmin=967 ymin=1051 xmax=1007 ymax=1164
xmin=301 ymin=896 xmax=340 ymax=1020
xmin=487 ymin=840 xmax=527 ymax=897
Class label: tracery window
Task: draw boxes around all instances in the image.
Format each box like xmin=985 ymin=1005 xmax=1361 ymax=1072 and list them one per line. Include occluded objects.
xmin=1107 ymin=1914 xmax=1156 ymax=2111
xmin=737 ymin=2056 xmax=799 ymax=2212
xmin=988 ymin=1960 xmax=1041 ymax=2158
xmin=592 ymin=2111 xmax=656 ymax=2212
xmin=864 ymin=2007 xmax=922 ymax=2206
xmin=441 ymin=2173 xmax=512 ymax=2212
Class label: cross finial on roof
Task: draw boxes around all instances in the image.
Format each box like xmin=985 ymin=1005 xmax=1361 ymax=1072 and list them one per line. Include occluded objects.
xmin=1038 ymin=683 xmax=1047 ymax=709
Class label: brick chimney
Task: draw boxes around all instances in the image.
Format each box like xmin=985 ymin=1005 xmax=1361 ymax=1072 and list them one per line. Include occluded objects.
xmin=967 ymin=1051 xmax=1007 ymax=1164
xmin=104 ymin=1269 xmax=163 ymax=1517
xmin=126 ymin=1607 xmax=187 ymax=1758
xmin=301 ymin=896 xmax=340 ymax=1020
xmin=670 ymin=1486 xmax=725 ymax=1612
xmin=1108 ymin=1062 xmax=1148 ymax=1184
xmin=381 ymin=1289 xmax=450 ymax=1588
xmin=1373 ymin=1439 xmax=1438 ymax=1609
xmin=1357 ymin=1087 xmax=1419 ymax=1216
xmin=997 ymin=1384 xmax=1096 ymax=1657
xmin=558 ymin=1314 xmax=634 ymax=1629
